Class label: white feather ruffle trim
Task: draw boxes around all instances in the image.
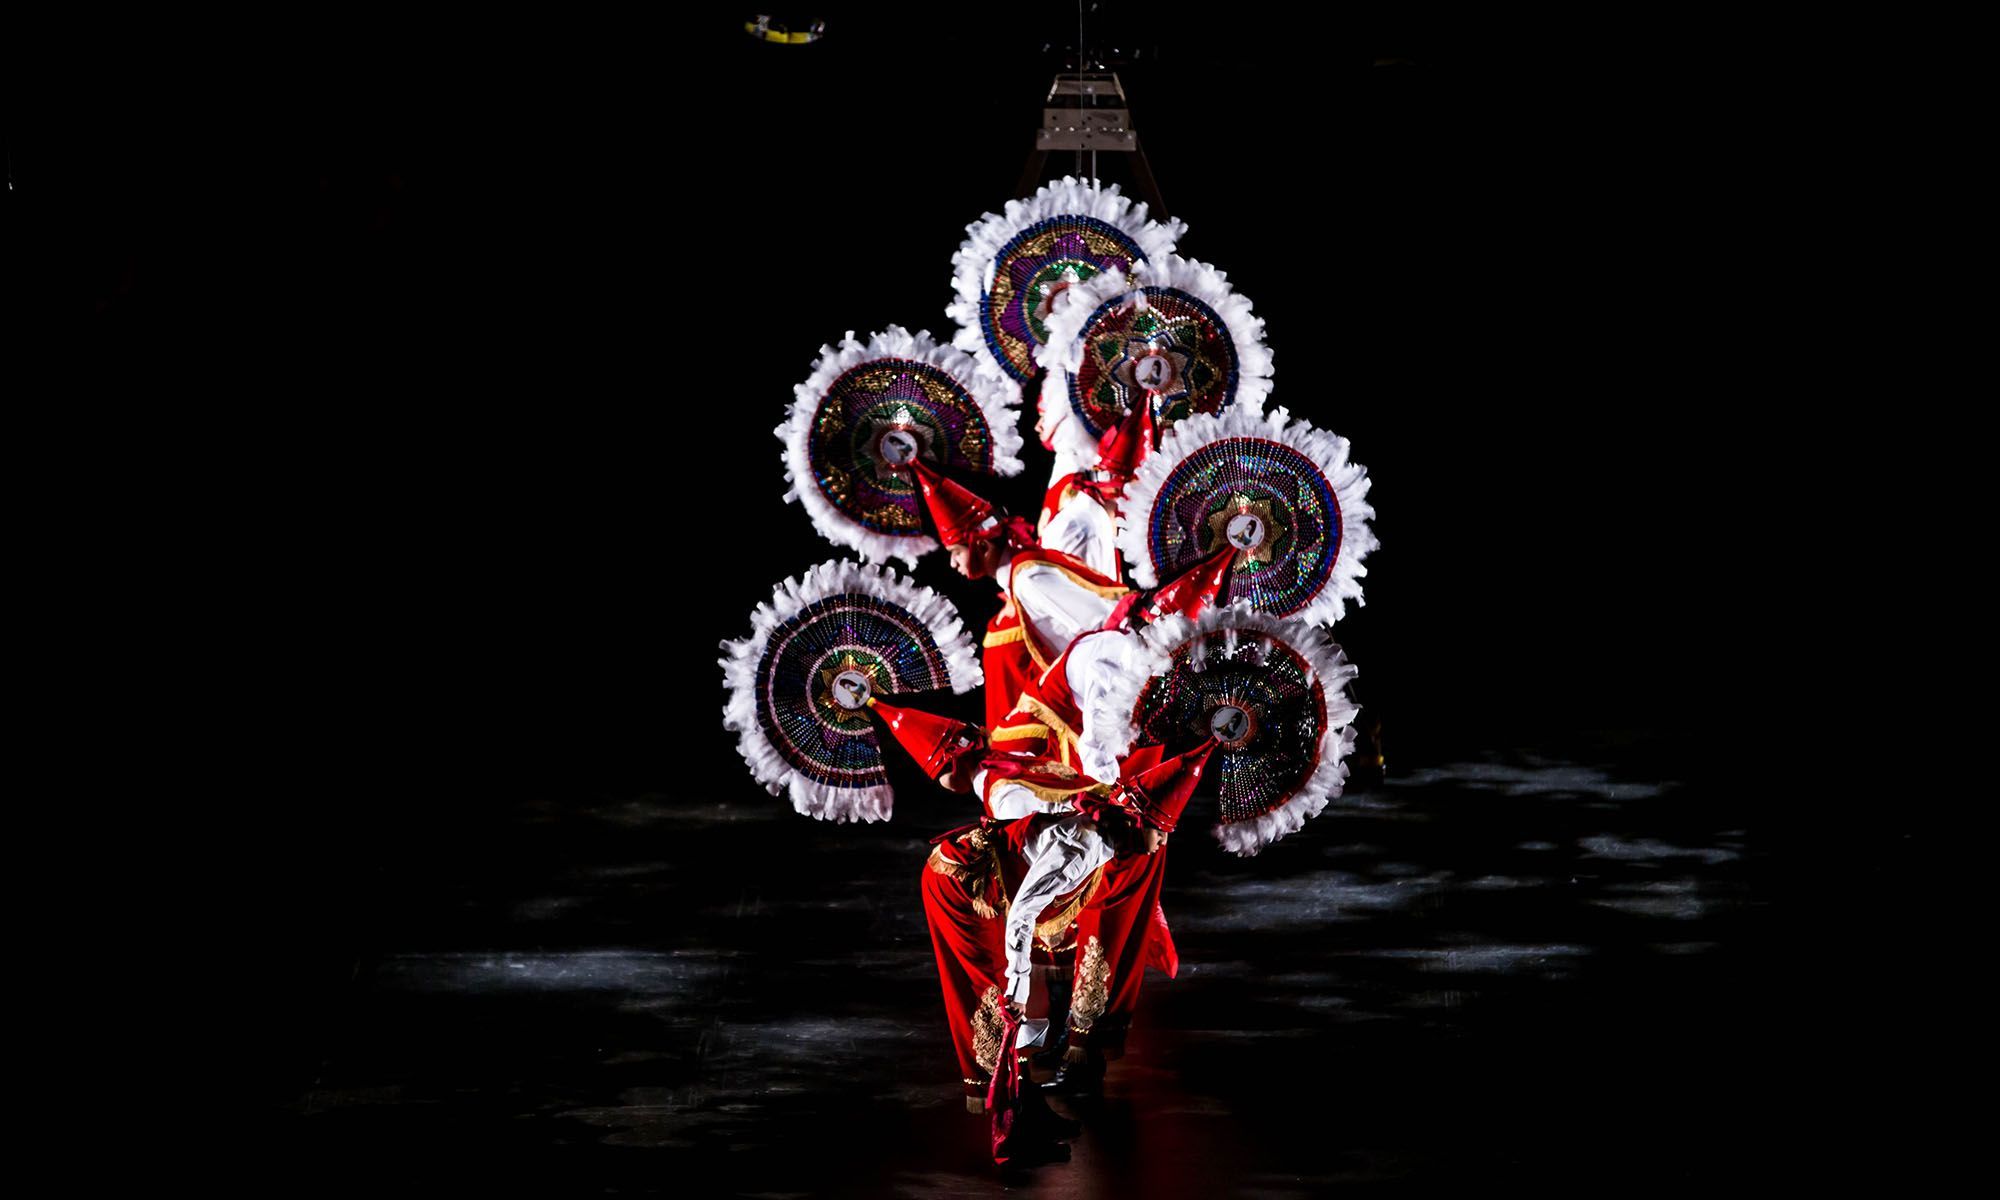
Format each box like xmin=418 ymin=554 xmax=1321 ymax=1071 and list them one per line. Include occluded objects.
xmin=1069 ymin=628 xmax=1173 ymax=784
xmin=779 ymin=326 xmax=1024 ymax=565
xmin=1116 ymin=405 xmax=1378 ymax=625
xmin=1034 ymin=369 xmax=1110 ymax=467
xmin=1033 ymin=254 xmax=1274 ymax=464
xmin=1125 ymin=603 xmax=1360 ymax=855
xmin=946 ymin=176 xmax=1187 ymax=378
xmin=719 ymin=558 xmax=984 ymax=823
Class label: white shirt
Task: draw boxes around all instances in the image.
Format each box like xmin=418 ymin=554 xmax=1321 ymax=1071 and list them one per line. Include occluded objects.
xmin=1060 ymin=629 xmax=1147 ymax=783
xmin=1003 ymin=814 xmax=1118 ymax=1005
xmin=1006 ymin=558 xmax=1120 ymax=666
xmin=1039 ymin=485 xmax=1122 ymax=581
xmin=976 ymin=626 xmax=1145 ymax=818
xmin=974 ymin=768 xmax=1074 ymax=820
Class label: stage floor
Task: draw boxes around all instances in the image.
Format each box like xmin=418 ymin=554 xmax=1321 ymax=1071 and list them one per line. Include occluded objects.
xmin=274 ymin=742 xmax=1776 ymax=1193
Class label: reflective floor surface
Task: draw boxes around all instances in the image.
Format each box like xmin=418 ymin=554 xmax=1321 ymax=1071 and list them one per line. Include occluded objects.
xmin=272 ymin=744 xmax=1784 ymax=1194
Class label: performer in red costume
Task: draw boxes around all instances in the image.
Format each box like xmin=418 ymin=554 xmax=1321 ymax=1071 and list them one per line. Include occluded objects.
xmin=903 ymin=614 xmax=1223 ymax=1109
xmin=733 ymin=182 xmax=1380 ymax=1176
xmin=898 ymin=707 xmax=1216 ymax=1165
xmin=889 ymin=644 xmax=1119 ymax=1107
xmin=877 ymin=625 xmax=1154 ymax=1107
xmin=908 ymin=396 xmax=1182 ymax=734
xmin=908 ymin=459 xmax=1130 ymax=725
xmin=997 ymin=738 xmax=1217 ymax=1093
xmin=1037 ymin=394 xmax=1152 ymax=581
xmin=862 ymin=691 xmax=1035 ymax=1112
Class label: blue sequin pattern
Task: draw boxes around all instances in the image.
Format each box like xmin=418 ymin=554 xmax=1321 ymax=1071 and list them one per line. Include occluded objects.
xmin=1147 ymin=437 xmax=1341 ymax=618
xmin=754 ymin=594 xmax=953 ymax=787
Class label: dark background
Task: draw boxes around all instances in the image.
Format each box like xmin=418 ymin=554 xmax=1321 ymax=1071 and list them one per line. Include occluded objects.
xmin=12 ymin=10 xmax=1735 ymax=771
xmin=13 ymin=9 xmax=1840 ymax=1187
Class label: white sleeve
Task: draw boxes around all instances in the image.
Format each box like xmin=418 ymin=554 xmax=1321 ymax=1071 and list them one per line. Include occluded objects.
xmin=1004 ymin=816 xmax=1116 ymax=1005
xmin=1011 ymin=560 xmax=1120 ymax=663
xmin=986 ymin=778 xmax=1075 ymax=820
xmin=1062 ymin=629 xmax=1148 ymax=782
xmin=1039 ymin=490 xmax=1122 ymax=581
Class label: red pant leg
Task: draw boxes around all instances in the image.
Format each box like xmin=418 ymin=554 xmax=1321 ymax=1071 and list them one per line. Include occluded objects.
xmin=919 ymin=844 xmax=1008 ymax=1086
xmin=1066 ymin=846 xmax=1169 ymax=1057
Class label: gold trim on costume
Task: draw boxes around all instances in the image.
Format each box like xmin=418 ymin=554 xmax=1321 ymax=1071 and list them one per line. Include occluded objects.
xmin=1010 ymin=558 xmax=1131 ymax=672
xmin=1069 ymin=936 xmax=1111 ymax=1033
xmin=972 ymin=986 xmax=1006 ymax=1075
xmin=820 ymin=462 xmax=851 ymax=503
xmin=1033 ymin=866 xmax=1105 ymax=946
xmin=1011 ymin=695 xmax=1080 ymax=759
xmin=1013 ymin=558 xmax=1130 ymax=599
xmin=983 ymin=625 xmax=1026 ymax=648
xmin=1015 ymin=777 xmax=1101 ymax=803
xmin=990 ymin=722 xmax=1052 ymax=744
xmin=927 ymin=828 xmax=1003 ymax=919
xmin=1023 ymin=637 xmax=1051 ymax=673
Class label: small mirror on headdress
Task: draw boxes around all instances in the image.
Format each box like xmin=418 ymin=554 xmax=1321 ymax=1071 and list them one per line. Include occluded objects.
xmin=1132 ymin=350 xmax=1174 ymax=392
xmin=1225 ymin=511 xmax=1266 ymax=552
xmin=831 ymin=669 xmax=874 ymax=711
xmin=1207 ymin=703 xmax=1255 ymax=748
xmin=876 ymin=427 xmax=921 ymax=467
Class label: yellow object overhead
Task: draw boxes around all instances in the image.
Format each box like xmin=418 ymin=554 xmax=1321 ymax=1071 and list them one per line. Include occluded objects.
xmin=745 ymin=19 xmax=823 ymax=45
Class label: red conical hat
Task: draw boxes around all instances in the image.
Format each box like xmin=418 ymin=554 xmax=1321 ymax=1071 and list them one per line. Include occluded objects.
xmin=1073 ymin=741 xmax=1160 ymax=825
xmin=1094 ymin=399 xmax=1155 ymax=477
xmin=1117 ymin=737 xmax=1217 ymax=832
xmin=1118 ymin=742 xmax=1167 ymax=779
xmin=909 ymin=460 xmax=998 ymax=548
xmin=1146 ymin=544 xmax=1237 ymax=623
xmin=868 ymin=696 xmax=985 ymax=782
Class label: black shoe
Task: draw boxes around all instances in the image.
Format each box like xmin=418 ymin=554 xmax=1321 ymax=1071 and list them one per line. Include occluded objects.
xmin=997 ymin=1137 xmax=1071 ymax=1176
xmin=1039 ymin=1053 xmax=1105 ymax=1097
xmin=1012 ymin=1078 xmax=1082 ymax=1138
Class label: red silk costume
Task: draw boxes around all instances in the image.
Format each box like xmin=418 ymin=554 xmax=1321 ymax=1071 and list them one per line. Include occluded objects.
xmin=920 ymin=812 xmax=1173 ymax=1091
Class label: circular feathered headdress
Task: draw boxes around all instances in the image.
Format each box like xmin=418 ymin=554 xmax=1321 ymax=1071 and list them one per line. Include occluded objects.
xmin=946 ymin=176 xmax=1186 ymax=388
xmin=1034 ymin=254 xmax=1273 ymax=466
xmin=1117 ymin=406 xmax=1377 ymax=625
xmin=780 ymin=326 xmax=1023 ymax=565
xmin=1083 ymin=602 xmax=1360 ymax=856
xmin=720 ymin=559 xmax=983 ymax=822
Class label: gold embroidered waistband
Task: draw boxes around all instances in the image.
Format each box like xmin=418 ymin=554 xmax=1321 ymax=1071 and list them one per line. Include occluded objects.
xmin=990 ymin=722 xmax=1052 ymax=744
xmin=1015 ymin=778 xmax=1109 ymax=804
